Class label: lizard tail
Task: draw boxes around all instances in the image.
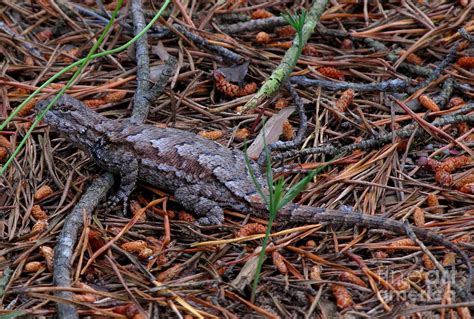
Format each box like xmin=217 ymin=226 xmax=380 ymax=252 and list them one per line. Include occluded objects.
xmin=278 ymin=205 xmax=473 ymax=300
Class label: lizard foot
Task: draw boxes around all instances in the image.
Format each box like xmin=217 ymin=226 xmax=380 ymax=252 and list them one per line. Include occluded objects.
xmin=195 ymin=206 xmax=225 ymax=225
xmin=105 ymin=193 xmax=129 ymax=216
xmin=175 ymin=186 xmax=225 ymax=225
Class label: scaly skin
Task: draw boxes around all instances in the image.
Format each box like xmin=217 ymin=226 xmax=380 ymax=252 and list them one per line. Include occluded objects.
xmin=35 ymin=94 xmax=472 ymax=299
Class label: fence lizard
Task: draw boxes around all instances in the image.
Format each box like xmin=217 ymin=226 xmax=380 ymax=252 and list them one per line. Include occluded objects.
xmin=35 ymin=94 xmax=472 ymax=298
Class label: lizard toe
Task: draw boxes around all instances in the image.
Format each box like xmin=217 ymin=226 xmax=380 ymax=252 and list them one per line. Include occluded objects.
xmin=196 ymin=215 xmax=223 ymax=226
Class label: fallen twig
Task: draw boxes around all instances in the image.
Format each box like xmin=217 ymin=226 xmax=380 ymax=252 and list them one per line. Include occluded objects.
xmin=173 ymin=24 xmax=244 ymax=64
xmin=290 ymin=76 xmax=409 ymax=92
xmin=273 ymin=109 xmax=474 ymax=162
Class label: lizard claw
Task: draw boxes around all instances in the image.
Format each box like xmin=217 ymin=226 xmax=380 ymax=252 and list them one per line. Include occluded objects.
xmin=105 ymin=195 xmax=129 ymax=216
xmin=195 ymin=215 xmax=224 ymax=226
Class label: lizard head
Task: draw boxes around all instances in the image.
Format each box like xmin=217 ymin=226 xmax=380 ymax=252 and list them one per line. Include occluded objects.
xmin=34 ymin=94 xmax=104 ymax=135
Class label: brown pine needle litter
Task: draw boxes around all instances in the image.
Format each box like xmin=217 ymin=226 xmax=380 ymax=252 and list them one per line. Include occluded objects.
xmin=2 ymin=1 xmax=474 ymax=318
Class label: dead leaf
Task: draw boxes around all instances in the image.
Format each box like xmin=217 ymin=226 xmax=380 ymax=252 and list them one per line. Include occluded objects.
xmin=151 ymin=41 xmax=170 ymax=61
xmin=247 ymin=106 xmax=295 ymax=159
xmin=215 ymin=60 xmax=249 ymax=86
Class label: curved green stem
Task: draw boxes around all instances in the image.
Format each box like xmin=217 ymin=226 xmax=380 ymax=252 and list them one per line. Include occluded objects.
xmin=0 ymin=0 xmax=171 ymax=176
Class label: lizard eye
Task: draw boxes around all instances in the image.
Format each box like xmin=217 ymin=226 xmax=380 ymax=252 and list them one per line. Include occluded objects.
xmin=56 ymin=103 xmax=73 ymax=113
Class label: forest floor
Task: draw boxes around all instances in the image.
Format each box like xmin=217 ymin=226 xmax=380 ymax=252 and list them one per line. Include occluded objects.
xmin=1 ymin=1 xmax=474 ymax=318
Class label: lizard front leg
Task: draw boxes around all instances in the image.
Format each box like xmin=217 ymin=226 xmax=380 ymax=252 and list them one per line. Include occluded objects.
xmin=174 ymin=186 xmax=224 ymax=225
xmin=106 ymin=156 xmax=139 ymax=214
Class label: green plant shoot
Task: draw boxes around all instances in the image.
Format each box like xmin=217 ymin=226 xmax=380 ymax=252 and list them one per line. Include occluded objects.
xmin=244 ymin=135 xmax=325 ymax=303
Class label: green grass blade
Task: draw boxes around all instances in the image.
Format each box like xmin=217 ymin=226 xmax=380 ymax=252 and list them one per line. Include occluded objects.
xmin=243 ymin=143 xmax=269 ymax=207
xmin=278 ymin=165 xmax=325 ymax=211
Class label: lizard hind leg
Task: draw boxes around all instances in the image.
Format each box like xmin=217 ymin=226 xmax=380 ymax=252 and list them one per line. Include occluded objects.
xmin=174 ymin=186 xmax=225 ymax=225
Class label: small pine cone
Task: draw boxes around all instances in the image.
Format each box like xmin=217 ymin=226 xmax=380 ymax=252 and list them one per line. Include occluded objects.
xmin=48 ymin=83 xmax=65 ymax=90
xmin=331 ymin=284 xmax=353 ymax=309
xmin=455 ymin=174 xmax=474 ymax=189
xmin=83 ymin=99 xmax=106 ymax=108
xmin=387 ymin=238 xmax=415 ymax=252
xmin=281 ymin=120 xmax=294 ymax=141
xmin=451 ymin=234 xmax=471 ymax=244
xmin=17 ymin=98 xmax=38 ymax=116
xmin=268 ymin=41 xmax=293 ymax=49
xmin=407 ymin=270 xmax=426 ymax=283
xmin=121 ymin=240 xmax=147 ymax=254
xmin=391 ymin=278 xmax=410 ymax=291
xmin=255 ymin=32 xmax=271 ymax=44
xmin=341 ymin=38 xmax=353 ymax=50
xmin=62 ymin=47 xmax=81 ymax=63
xmin=442 ymin=252 xmax=457 ymax=266
xmin=335 ymin=89 xmax=354 ymax=113
xmin=373 ymin=251 xmax=389 ymax=258
xmin=440 ymin=155 xmax=471 ymax=172
xmin=251 ymin=9 xmax=273 ymax=19
xmin=413 ymin=207 xmax=425 ymax=226
xmin=456 ymin=56 xmax=474 ymax=69
xmin=214 ymin=71 xmax=256 ymax=97
xmin=310 ymin=265 xmax=322 ymax=280
xmin=426 ymin=193 xmax=443 ymax=214
xmin=240 ymin=82 xmax=257 ymax=96
xmin=37 ymin=29 xmax=53 ymax=42
xmin=274 ymin=98 xmax=289 ymax=110
xmin=25 ymin=261 xmax=43 ymax=273
xmin=435 ymin=169 xmax=452 ymax=187
xmin=11 ymin=88 xmax=29 ymax=96
xmin=399 ymin=49 xmax=423 ymax=65
xmin=422 ymin=254 xmax=435 ymax=270
xmin=276 ymin=25 xmax=296 ymax=37
xmin=34 ymin=185 xmax=53 ymax=200
xmin=198 ymin=130 xmax=224 ymax=140
xmin=418 ymin=94 xmax=440 ymax=112
xmin=31 ymin=205 xmax=48 ymax=220
xmin=305 ymin=240 xmax=316 ymax=248
xmin=448 ymin=97 xmax=465 ymax=107
xmin=24 ymin=56 xmax=34 ymax=66
xmin=73 ymin=294 xmax=97 ymax=303
xmin=339 ymin=272 xmax=368 ymax=288
xmin=272 ymin=251 xmax=288 ymax=274
xmin=138 ymin=248 xmax=154 ymax=260
xmin=423 ymin=157 xmax=441 ymax=171
xmin=302 ymin=44 xmax=318 ymax=56
xmin=104 ymin=91 xmax=127 ymax=103
xmin=459 ymin=182 xmax=474 ymax=194
xmin=234 ymin=128 xmax=250 ymax=142
xmin=112 ymin=303 xmax=140 ymax=319
xmin=40 ymin=245 xmax=54 ymax=271
xmin=457 ymin=122 xmax=469 ymax=135
xmin=178 ymin=211 xmax=195 ymax=223
xmin=165 ymin=209 xmax=176 ymax=219
xmin=235 ymin=223 xmax=266 ymax=237
xmin=0 ymin=135 xmax=11 ymax=149
xmin=157 ymin=264 xmax=184 ymax=282
xmin=318 ymin=67 xmax=344 ymax=80
xmin=0 ymin=147 xmax=7 ymax=162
